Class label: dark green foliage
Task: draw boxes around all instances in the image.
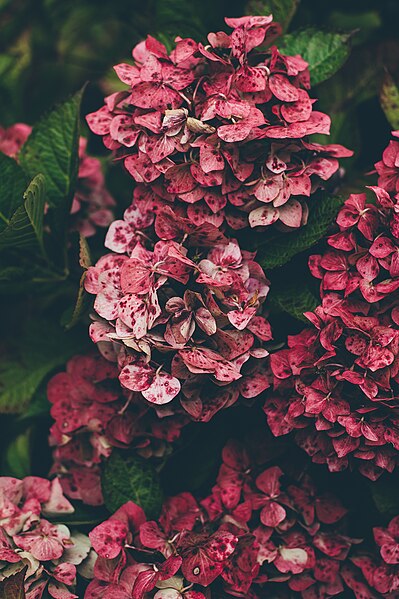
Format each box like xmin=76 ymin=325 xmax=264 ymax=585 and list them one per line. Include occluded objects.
xmin=280 ymin=29 xmax=352 ymax=85
xmin=0 ymin=154 xmax=27 ymax=227
xmin=380 ymin=71 xmax=399 ymax=129
xmin=19 ymin=91 xmax=82 ymax=241
xmin=269 ymin=283 xmax=319 ymax=322
xmin=258 ymin=195 xmax=342 ymax=269
xmin=102 ymin=451 xmax=163 ymax=519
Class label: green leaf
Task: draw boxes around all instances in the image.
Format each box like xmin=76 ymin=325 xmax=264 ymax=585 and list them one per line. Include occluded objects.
xmin=369 ymin=475 xmax=399 ymax=519
xmin=280 ymin=29 xmax=351 ymax=85
xmin=270 ymin=284 xmax=319 ymax=322
xmin=0 ymin=153 xmax=27 ymax=230
xmin=0 ymin=174 xmax=46 ymax=251
xmin=19 ymin=89 xmax=83 ymax=237
xmin=102 ymin=451 xmax=163 ymax=519
xmin=18 ymin=388 xmax=50 ymax=421
xmin=153 ymin=0 xmax=211 ymax=49
xmin=246 ymin=0 xmax=299 ymax=32
xmin=0 ymin=566 xmax=26 ymax=599
xmin=0 ymin=320 xmax=88 ymax=414
xmin=380 ymin=71 xmax=399 ymax=130
xmin=3 ymin=428 xmax=31 ymax=478
xmin=258 ymin=195 xmax=342 ymax=269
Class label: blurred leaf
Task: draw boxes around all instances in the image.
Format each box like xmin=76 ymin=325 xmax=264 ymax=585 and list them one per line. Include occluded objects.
xmin=270 ymin=283 xmax=318 ymax=321
xmin=246 ymin=0 xmax=299 ymax=32
xmin=258 ymin=195 xmax=342 ymax=269
xmin=0 ymin=566 xmax=26 ymax=599
xmin=0 ymin=174 xmax=46 ymax=251
xmin=380 ymin=71 xmax=399 ymax=130
xmin=0 ymin=154 xmax=27 ymax=227
xmin=19 ymin=89 xmax=83 ymax=239
xmin=0 ymin=320 xmax=88 ymax=414
xmin=18 ymin=388 xmax=50 ymax=421
xmin=280 ymin=29 xmax=351 ymax=85
xmin=102 ymin=451 xmax=163 ymax=519
xmin=369 ymin=475 xmax=399 ymax=519
xmin=154 ymin=0 xmax=207 ymax=48
xmin=328 ymin=10 xmax=381 ymax=46
xmin=4 ymin=428 xmax=31 ymax=477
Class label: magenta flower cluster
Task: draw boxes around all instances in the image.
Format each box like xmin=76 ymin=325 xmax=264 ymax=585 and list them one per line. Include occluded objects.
xmin=85 ymin=439 xmax=354 ymax=599
xmin=346 ymin=515 xmax=399 ymax=596
xmin=0 ymin=123 xmax=115 ymax=238
xmin=7 ymin=13 xmax=399 ymax=599
xmin=0 ymin=475 xmax=92 ymax=598
xmin=84 ymin=218 xmax=272 ymax=419
xmin=264 ymin=132 xmax=399 ymax=480
xmin=48 ymin=354 xmax=188 ymax=506
xmin=86 ymin=16 xmax=351 ymax=233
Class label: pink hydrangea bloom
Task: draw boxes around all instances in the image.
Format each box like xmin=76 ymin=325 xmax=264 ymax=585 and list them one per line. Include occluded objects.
xmin=86 ymin=439 xmax=352 ymax=599
xmin=0 ymin=475 xmax=91 ymax=598
xmin=0 ymin=123 xmax=115 ymax=238
xmin=264 ymin=134 xmax=399 ymax=480
xmin=84 ymin=230 xmax=272 ymax=421
xmin=86 ymin=16 xmax=352 ymax=233
xmin=344 ymin=514 xmax=399 ymax=596
xmin=48 ymin=354 xmax=188 ymax=506
xmin=0 ymin=123 xmax=31 ymax=157
xmin=70 ymin=137 xmax=115 ymax=237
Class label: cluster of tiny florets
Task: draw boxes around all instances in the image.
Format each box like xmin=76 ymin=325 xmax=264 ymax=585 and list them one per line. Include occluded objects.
xmin=86 ymin=439 xmax=354 ymax=599
xmin=48 ymin=354 xmax=189 ymax=506
xmin=86 ymin=16 xmax=352 ymax=234
xmin=0 ymin=475 xmax=92 ymax=598
xmin=264 ymin=132 xmax=399 ymax=480
xmin=84 ymin=232 xmax=273 ymax=419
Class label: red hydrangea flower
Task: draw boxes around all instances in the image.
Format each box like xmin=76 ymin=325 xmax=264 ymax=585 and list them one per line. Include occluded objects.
xmin=264 ymin=134 xmax=399 ymax=480
xmin=84 ymin=226 xmax=272 ymax=421
xmin=86 ymin=16 xmax=352 ymax=233
xmin=0 ymin=123 xmax=115 ymax=238
xmin=375 ymin=130 xmax=399 ymax=194
xmin=0 ymin=475 xmax=91 ymax=598
xmin=344 ymin=514 xmax=399 ymax=596
xmin=48 ymin=354 xmax=188 ymax=506
xmin=0 ymin=123 xmax=31 ymax=157
xmin=86 ymin=439 xmax=352 ymax=598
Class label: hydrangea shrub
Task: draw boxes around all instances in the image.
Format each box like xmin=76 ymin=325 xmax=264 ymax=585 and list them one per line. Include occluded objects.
xmin=264 ymin=132 xmax=399 ymax=480
xmin=86 ymin=16 xmax=352 ymax=233
xmin=3 ymin=7 xmax=399 ymax=599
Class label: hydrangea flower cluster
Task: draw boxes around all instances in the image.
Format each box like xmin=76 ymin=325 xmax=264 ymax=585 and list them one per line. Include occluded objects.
xmin=343 ymin=515 xmax=399 ymax=597
xmin=0 ymin=475 xmax=92 ymax=599
xmin=84 ymin=230 xmax=273 ymax=419
xmin=0 ymin=122 xmax=31 ymax=157
xmin=86 ymin=16 xmax=352 ymax=233
xmin=48 ymin=354 xmax=189 ymax=506
xmin=264 ymin=132 xmax=399 ymax=480
xmin=0 ymin=123 xmax=115 ymax=237
xmin=331 ymin=512 xmax=399 ymax=598
xmin=85 ymin=439 xmax=354 ymax=599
